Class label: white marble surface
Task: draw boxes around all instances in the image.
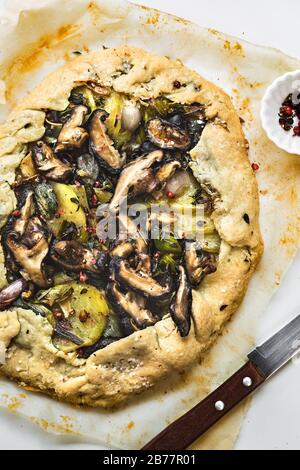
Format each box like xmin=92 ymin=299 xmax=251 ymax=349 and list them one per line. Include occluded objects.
xmin=0 ymin=0 xmax=299 ymax=450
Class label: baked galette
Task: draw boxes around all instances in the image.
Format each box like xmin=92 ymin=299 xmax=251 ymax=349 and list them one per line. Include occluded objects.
xmin=0 ymin=47 xmax=263 ymax=407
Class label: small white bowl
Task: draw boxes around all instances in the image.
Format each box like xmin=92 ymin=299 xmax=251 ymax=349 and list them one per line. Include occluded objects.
xmin=261 ymin=70 xmax=300 ymax=155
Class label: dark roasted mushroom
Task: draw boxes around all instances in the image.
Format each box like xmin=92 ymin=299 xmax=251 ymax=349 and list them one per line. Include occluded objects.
xmin=76 ymin=153 xmax=99 ymax=184
xmin=5 ymin=193 xmax=51 ymax=288
xmin=112 ymin=258 xmax=171 ymax=300
xmin=155 ymin=161 xmax=181 ymax=183
xmin=118 ymin=213 xmax=148 ymax=254
xmin=51 ymin=240 xmax=101 ymax=273
xmin=109 ymin=150 xmax=163 ymax=211
xmin=170 ymin=266 xmax=192 ymax=337
xmin=0 ymin=279 xmax=28 ymax=310
xmin=89 ymin=110 xmax=125 ymax=173
xmin=55 ymin=105 xmax=89 ymax=152
xmin=108 ymin=281 xmax=157 ymax=329
xmin=21 ymin=216 xmax=48 ymax=248
xmin=16 ymin=152 xmax=38 ymax=185
xmin=152 ymin=160 xmax=181 ymax=200
xmin=7 ymin=230 xmax=51 ymax=288
xmin=136 ymin=253 xmax=152 ymax=274
xmin=131 ymin=168 xmax=158 ymax=196
xmin=185 ymin=242 xmax=217 ymax=287
xmin=147 ymin=118 xmax=191 ymax=150
xmin=32 ymin=141 xmax=72 ymax=182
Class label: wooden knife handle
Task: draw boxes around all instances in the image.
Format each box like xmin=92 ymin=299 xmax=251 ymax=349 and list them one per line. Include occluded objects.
xmin=142 ymin=361 xmax=265 ymax=451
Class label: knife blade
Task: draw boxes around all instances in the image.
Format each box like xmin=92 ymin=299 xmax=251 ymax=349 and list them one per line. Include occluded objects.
xmin=248 ymin=314 xmax=300 ymax=377
xmin=142 ymin=314 xmax=300 ymax=451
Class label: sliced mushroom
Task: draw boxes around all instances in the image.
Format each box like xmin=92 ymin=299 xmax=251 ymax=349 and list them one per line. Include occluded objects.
xmin=147 ymin=118 xmax=191 ymax=150
xmin=136 ymin=253 xmax=152 ymax=274
xmin=22 ymin=216 xmax=47 ymax=248
xmin=14 ymin=191 xmax=34 ymax=234
xmin=76 ymin=153 xmax=99 ymax=184
xmin=156 ymin=161 xmax=181 ymax=183
xmin=131 ymin=168 xmax=158 ymax=197
xmin=152 ymin=160 xmax=181 ymax=200
xmin=5 ymin=194 xmax=51 ymax=288
xmin=0 ymin=279 xmax=28 ymax=311
xmin=55 ymin=105 xmax=89 ymax=152
xmin=51 ymin=240 xmax=101 ymax=273
xmin=109 ymin=150 xmax=163 ymax=211
xmin=105 ymin=283 xmax=134 ymax=337
xmin=170 ymin=266 xmax=192 ymax=337
xmin=112 ymin=258 xmax=171 ymax=300
xmin=185 ymin=242 xmax=217 ymax=287
xmin=110 ymin=240 xmax=134 ymax=258
xmin=109 ymin=281 xmax=157 ymax=329
xmin=118 ymin=213 xmax=148 ymax=254
xmin=84 ymin=81 xmax=111 ymax=96
xmin=89 ymin=110 xmax=125 ymax=173
xmin=32 ymin=141 xmax=73 ymax=182
xmin=17 ymin=152 xmax=38 ymax=185
xmin=7 ymin=231 xmax=51 ymax=288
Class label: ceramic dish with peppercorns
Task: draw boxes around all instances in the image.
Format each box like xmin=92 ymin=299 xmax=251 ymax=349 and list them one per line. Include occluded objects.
xmin=261 ymin=69 xmax=300 ymax=155
xmin=0 ymin=47 xmax=263 ymax=407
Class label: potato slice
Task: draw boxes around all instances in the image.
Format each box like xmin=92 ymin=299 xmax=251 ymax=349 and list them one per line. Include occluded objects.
xmin=43 ymin=283 xmax=110 ymax=353
xmin=49 ymin=183 xmax=87 ymax=242
xmin=70 ymin=185 xmax=89 ymax=210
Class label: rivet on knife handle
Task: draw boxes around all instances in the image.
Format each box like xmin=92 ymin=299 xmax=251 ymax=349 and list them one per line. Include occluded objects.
xmin=142 ymin=361 xmax=266 ymax=451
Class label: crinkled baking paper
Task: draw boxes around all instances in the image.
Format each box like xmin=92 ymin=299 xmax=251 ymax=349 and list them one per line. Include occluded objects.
xmin=0 ymin=0 xmax=299 ymax=450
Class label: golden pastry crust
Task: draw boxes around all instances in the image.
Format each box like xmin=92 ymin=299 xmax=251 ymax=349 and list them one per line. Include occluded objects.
xmin=0 ymin=47 xmax=263 ymax=407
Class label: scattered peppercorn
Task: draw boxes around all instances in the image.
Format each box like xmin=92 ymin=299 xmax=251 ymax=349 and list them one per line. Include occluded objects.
xmin=55 ymin=209 xmax=65 ymax=218
xmin=79 ymin=272 xmax=88 ymax=283
xmin=53 ymin=309 xmax=63 ymax=319
xmin=280 ymin=105 xmax=293 ymax=116
xmin=279 ymin=117 xmax=294 ymax=131
xmin=293 ymin=125 xmax=300 ymax=137
xmin=279 ymin=94 xmax=300 ymax=136
xmin=251 ymin=162 xmax=260 ymax=172
xmin=166 ymin=190 xmax=174 ymax=199
xmin=12 ymin=210 xmax=21 ymax=218
xmin=91 ymin=194 xmax=98 ymax=206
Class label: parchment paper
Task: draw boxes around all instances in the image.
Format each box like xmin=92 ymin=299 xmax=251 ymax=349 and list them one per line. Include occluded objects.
xmin=0 ymin=0 xmax=299 ymax=450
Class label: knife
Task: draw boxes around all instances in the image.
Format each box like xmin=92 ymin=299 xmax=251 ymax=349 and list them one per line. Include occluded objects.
xmin=142 ymin=314 xmax=300 ymax=450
